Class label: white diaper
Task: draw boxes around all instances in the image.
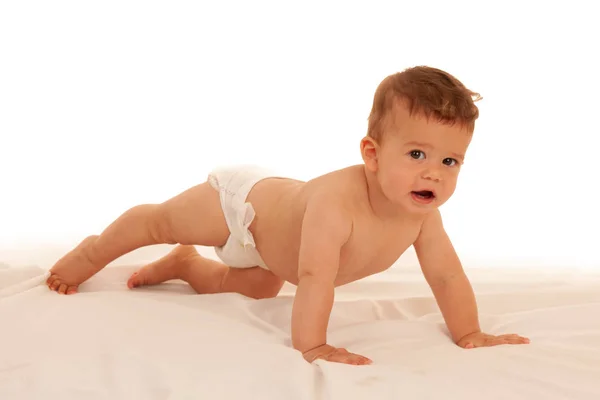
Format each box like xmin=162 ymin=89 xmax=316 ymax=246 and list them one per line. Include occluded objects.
xmin=207 ymin=165 xmax=278 ymax=270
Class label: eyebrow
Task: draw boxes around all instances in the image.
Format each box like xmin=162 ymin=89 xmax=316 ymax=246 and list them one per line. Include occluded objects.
xmin=404 ymin=141 xmax=465 ymax=161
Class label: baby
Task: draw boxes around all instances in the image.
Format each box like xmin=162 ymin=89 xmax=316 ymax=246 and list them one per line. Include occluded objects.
xmin=46 ymin=66 xmax=530 ymax=365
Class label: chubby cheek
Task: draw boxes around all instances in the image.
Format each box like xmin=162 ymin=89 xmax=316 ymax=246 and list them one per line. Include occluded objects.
xmin=438 ymin=176 xmax=459 ymax=201
xmin=378 ymin=166 xmax=413 ymax=200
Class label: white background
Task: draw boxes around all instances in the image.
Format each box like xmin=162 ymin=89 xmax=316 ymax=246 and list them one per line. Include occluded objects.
xmin=1 ymin=1 xmax=598 ymax=270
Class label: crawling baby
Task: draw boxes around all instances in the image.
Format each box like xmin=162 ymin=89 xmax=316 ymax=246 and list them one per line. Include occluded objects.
xmin=46 ymin=66 xmax=530 ymax=365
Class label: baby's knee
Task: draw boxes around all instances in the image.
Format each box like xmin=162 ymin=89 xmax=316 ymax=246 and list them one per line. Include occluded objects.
xmin=250 ymin=271 xmax=284 ymax=299
xmin=257 ymin=280 xmax=284 ymax=299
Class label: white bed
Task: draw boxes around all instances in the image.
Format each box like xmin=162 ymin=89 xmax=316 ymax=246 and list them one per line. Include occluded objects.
xmin=1 ymin=246 xmax=600 ymax=399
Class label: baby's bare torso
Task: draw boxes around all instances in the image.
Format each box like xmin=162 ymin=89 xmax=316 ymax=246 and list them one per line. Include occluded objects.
xmin=246 ymin=165 xmax=423 ymax=286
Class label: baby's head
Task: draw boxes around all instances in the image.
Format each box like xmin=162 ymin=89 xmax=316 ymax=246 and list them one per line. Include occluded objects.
xmin=360 ymin=66 xmax=481 ymax=213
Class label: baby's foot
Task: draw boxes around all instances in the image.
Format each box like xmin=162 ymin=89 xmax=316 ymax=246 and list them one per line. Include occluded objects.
xmin=46 ymin=235 xmax=102 ymax=295
xmin=127 ymin=245 xmax=199 ymax=289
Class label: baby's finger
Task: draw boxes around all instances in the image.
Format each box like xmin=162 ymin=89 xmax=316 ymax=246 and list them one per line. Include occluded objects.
xmin=324 ymin=351 xmax=349 ymax=362
xmin=326 ymin=351 xmax=371 ymax=366
xmin=344 ymin=353 xmax=372 ymax=365
xmin=463 ymin=338 xmax=499 ymax=348
xmin=498 ymin=334 xmax=521 ymax=339
xmin=484 ymin=337 xmax=511 ymax=347
xmin=356 ymin=355 xmax=372 ymax=365
xmin=506 ymin=336 xmax=530 ymax=344
xmin=502 ymin=335 xmax=530 ymax=344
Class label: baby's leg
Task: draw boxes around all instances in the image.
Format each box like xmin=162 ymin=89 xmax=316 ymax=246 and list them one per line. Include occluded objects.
xmin=47 ymin=181 xmax=231 ymax=294
xmin=127 ymin=245 xmax=284 ymax=299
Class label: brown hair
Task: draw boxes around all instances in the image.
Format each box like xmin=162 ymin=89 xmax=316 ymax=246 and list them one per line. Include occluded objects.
xmin=367 ymin=66 xmax=482 ymax=141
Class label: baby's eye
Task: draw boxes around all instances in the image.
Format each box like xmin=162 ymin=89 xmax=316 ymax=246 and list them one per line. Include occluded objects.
xmin=410 ymin=150 xmax=425 ymax=160
xmin=443 ymin=158 xmax=458 ymax=166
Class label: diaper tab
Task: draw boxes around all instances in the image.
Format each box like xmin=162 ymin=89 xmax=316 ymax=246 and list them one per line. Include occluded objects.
xmin=239 ymin=202 xmax=257 ymax=249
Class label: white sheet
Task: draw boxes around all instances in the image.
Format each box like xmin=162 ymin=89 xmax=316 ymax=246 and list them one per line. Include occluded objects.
xmin=1 ymin=257 xmax=600 ymax=399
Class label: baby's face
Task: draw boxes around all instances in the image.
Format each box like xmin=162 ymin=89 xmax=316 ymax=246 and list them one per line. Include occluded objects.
xmin=374 ymin=107 xmax=472 ymax=214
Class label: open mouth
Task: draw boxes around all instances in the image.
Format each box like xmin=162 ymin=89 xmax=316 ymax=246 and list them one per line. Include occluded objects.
xmin=412 ymin=190 xmax=435 ymax=199
xmin=411 ymin=190 xmax=435 ymax=204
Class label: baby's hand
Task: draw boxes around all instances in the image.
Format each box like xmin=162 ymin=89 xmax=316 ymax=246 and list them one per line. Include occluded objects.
xmin=457 ymin=331 xmax=530 ymax=349
xmin=302 ymin=344 xmax=372 ymax=365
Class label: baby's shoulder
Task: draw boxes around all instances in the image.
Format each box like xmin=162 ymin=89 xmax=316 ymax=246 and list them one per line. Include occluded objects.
xmin=301 ymin=166 xmax=368 ymax=215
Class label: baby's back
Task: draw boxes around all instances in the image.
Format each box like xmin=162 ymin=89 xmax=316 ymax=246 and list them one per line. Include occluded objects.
xmin=245 ymin=172 xmax=307 ymax=283
xmin=247 ymin=166 xmax=422 ymax=286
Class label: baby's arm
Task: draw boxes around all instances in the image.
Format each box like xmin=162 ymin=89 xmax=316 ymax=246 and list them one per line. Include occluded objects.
xmin=413 ymin=210 xmax=529 ymax=348
xmin=291 ymin=194 xmax=371 ymax=365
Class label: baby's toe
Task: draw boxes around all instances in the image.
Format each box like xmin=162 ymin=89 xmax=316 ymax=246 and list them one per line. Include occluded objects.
xmin=66 ymin=286 xmax=78 ymax=295
xmin=50 ymin=278 xmax=62 ymax=291
xmin=127 ymin=272 xmax=140 ymax=289
xmin=58 ymin=283 xmax=68 ymax=294
xmin=46 ymin=274 xmax=57 ymax=288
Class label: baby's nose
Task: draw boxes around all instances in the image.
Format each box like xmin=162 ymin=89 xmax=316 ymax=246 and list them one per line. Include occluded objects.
xmin=422 ymin=168 xmax=442 ymax=181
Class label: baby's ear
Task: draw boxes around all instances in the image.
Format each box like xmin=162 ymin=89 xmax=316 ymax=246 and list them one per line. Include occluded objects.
xmin=360 ymin=136 xmax=379 ymax=171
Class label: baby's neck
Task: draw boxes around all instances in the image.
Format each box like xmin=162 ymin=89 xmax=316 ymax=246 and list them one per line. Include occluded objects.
xmin=362 ymin=166 xmax=421 ymax=223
